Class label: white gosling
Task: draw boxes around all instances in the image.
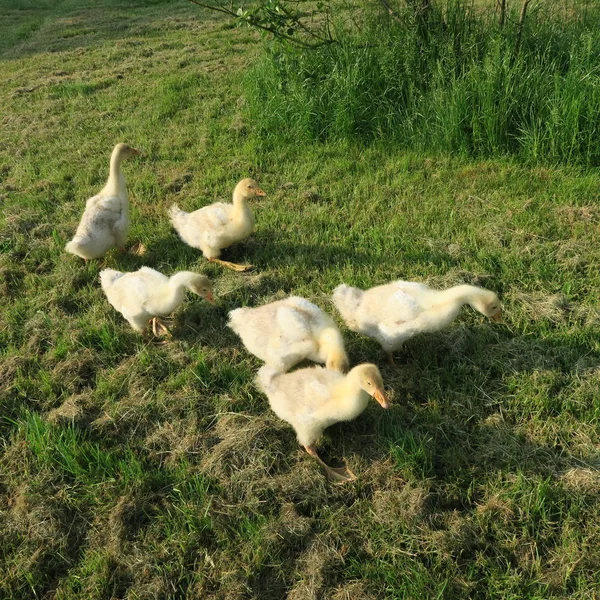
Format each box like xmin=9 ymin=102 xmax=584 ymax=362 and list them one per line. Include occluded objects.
xmin=100 ymin=267 xmax=214 ymax=337
xmin=65 ymin=143 xmax=140 ymax=260
xmin=257 ymin=363 xmax=389 ymax=482
xmin=228 ymin=296 xmax=349 ymax=373
xmin=333 ymin=281 xmax=502 ymax=365
xmin=169 ymin=178 xmax=266 ymax=272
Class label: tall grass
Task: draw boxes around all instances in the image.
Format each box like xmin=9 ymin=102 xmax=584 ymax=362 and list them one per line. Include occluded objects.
xmin=245 ymin=1 xmax=600 ymax=165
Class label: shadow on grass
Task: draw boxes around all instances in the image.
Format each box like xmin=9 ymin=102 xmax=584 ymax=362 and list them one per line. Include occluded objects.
xmin=248 ymin=230 xmax=385 ymax=272
xmin=142 ymin=234 xmax=259 ymax=274
xmin=143 ymin=230 xmax=382 ymax=282
xmin=307 ymin=323 xmax=600 ymax=504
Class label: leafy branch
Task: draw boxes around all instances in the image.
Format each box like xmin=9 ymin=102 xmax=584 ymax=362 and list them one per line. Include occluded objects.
xmin=186 ymin=0 xmax=337 ymax=48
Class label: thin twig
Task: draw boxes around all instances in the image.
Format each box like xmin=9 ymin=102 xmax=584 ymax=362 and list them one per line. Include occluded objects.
xmin=514 ymin=0 xmax=532 ymax=58
xmin=497 ymin=0 xmax=507 ymax=28
xmin=377 ymin=0 xmax=403 ymax=23
xmin=276 ymin=3 xmax=333 ymax=43
xmin=185 ymin=0 xmax=335 ymax=48
xmin=186 ymin=0 xmax=234 ymax=16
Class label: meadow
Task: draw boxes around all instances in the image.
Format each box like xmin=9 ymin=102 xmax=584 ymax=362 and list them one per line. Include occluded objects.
xmin=1 ymin=0 xmax=600 ymax=598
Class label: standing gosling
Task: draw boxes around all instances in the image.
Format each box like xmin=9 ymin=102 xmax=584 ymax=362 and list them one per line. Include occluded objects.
xmin=66 ymin=143 xmax=140 ymax=260
xmin=169 ymin=178 xmax=266 ymax=272
xmin=257 ymin=363 xmax=389 ymax=482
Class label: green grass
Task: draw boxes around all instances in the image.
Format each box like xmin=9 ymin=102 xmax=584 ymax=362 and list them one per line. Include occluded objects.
xmin=1 ymin=0 xmax=600 ymax=598
xmin=246 ymin=0 xmax=600 ymax=166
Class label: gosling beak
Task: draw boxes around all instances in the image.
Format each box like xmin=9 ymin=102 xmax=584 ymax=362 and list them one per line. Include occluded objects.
xmin=255 ymin=188 xmax=267 ymax=197
xmin=205 ymin=292 xmax=215 ymax=305
xmin=372 ymin=388 xmax=390 ymax=409
xmin=130 ymin=148 xmax=142 ymax=156
xmin=491 ymin=310 xmax=502 ymax=323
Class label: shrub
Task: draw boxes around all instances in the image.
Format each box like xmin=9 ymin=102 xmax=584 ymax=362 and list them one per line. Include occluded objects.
xmin=245 ymin=0 xmax=600 ymax=165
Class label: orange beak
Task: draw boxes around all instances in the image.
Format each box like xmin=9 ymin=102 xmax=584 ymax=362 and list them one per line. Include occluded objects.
xmin=255 ymin=188 xmax=267 ymax=197
xmin=205 ymin=292 xmax=215 ymax=305
xmin=491 ymin=310 xmax=502 ymax=323
xmin=372 ymin=388 xmax=390 ymax=409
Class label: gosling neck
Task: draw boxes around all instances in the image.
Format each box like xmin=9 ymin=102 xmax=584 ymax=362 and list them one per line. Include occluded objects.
xmin=104 ymin=148 xmax=127 ymax=196
xmin=231 ymin=189 xmax=252 ymax=220
xmin=429 ymin=284 xmax=480 ymax=308
xmin=330 ymin=370 xmax=370 ymax=420
xmin=157 ymin=272 xmax=197 ymax=313
xmin=169 ymin=271 xmax=199 ymax=292
xmin=319 ymin=327 xmax=348 ymax=369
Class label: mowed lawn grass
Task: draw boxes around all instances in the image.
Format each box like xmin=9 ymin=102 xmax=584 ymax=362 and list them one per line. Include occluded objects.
xmin=1 ymin=0 xmax=600 ymax=598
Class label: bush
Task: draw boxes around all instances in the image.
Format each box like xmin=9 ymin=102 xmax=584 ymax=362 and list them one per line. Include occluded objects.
xmin=245 ymin=0 xmax=600 ymax=165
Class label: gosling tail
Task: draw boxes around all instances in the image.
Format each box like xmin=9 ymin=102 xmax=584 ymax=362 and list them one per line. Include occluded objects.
xmin=65 ymin=236 xmax=92 ymax=259
xmin=256 ymin=365 xmax=280 ymax=396
xmin=169 ymin=204 xmax=188 ymax=232
xmin=99 ymin=268 xmax=124 ymax=292
xmin=65 ymin=240 xmax=82 ymax=256
xmin=227 ymin=307 xmax=249 ymax=336
xmin=332 ymin=284 xmax=363 ymax=330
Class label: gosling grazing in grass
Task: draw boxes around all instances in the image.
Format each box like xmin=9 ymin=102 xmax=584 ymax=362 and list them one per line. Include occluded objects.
xmin=100 ymin=267 xmax=214 ymax=337
xmin=228 ymin=296 xmax=349 ymax=373
xmin=65 ymin=143 xmax=141 ymax=260
xmin=333 ymin=281 xmax=502 ymax=364
xmin=169 ymin=178 xmax=266 ymax=272
xmin=257 ymin=363 xmax=389 ymax=482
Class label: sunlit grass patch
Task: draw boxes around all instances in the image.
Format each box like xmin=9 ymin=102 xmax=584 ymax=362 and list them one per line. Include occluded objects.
xmin=1 ymin=0 xmax=600 ymax=598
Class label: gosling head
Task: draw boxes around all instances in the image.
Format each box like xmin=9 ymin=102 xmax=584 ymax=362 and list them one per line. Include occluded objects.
xmin=190 ymin=275 xmax=215 ymax=304
xmin=113 ymin=143 xmax=141 ymax=158
xmin=235 ymin=178 xmax=266 ymax=200
xmin=353 ymin=363 xmax=389 ymax=409
xmin=470 ymin=288 xmax=502 ymax=322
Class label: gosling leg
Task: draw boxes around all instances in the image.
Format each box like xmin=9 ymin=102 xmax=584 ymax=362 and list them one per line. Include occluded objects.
xmin=304 ymin=445 xmax=356 ymax=483
xmin=128 ymin=242 xmax=146 ymax=256
xmin=151 ymin=318 xmax=172 ymax=338
xmin=208 ymin=257 xmax=254 ymax=272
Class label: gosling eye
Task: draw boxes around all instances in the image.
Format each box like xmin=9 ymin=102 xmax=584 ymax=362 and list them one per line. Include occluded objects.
xmin=367 ymin=381 xmax=372 ymax=386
